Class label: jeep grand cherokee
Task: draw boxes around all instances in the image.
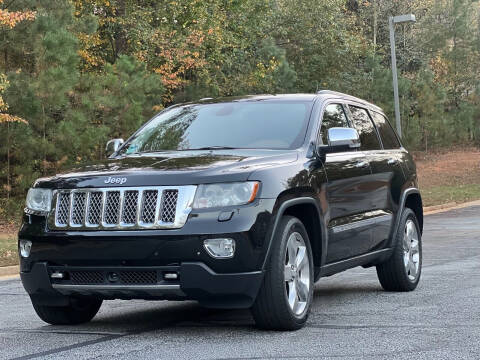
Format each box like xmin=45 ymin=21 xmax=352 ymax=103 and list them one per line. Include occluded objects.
xmin=19 ymin=91 xmax=423 ymax=330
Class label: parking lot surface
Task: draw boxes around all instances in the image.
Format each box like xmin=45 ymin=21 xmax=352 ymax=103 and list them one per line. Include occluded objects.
xmin=1 ymin=205 xmax=480 ymax=360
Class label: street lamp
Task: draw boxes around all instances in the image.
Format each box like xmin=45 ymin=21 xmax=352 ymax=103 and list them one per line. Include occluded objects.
xmin=389 ymin=14 xmax=416 ymax=138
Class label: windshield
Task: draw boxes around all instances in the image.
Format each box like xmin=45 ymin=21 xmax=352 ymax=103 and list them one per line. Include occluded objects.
xmin=119 ymin=101 xmax=313 ymax=154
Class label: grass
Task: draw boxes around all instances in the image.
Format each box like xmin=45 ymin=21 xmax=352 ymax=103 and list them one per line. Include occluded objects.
xmin=421 ymin=184 xmax=480 ymax=207
xmin=0 ymin=233 xmax=18 ymax=267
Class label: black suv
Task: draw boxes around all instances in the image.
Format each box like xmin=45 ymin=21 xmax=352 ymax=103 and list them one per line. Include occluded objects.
xmin=19 ymin=91 xmax=423 ymax=330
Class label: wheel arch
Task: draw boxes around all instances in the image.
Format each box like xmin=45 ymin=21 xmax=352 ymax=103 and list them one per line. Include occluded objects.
xmin=405 ymin=192 xmax=423 ymax=234
xmin=262 ymin=197 xmax=327 ymax=273
xmin=390 ymin=188 xmax=423 ymax=247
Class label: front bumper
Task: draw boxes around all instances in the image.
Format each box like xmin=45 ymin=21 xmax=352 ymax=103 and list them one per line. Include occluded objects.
xmin=19 ymin=199 xmax=275 ymax=309
xmin=22 ymin=262 xmax=263 ymax=308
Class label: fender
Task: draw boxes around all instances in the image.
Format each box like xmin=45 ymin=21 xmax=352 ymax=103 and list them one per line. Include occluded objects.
xmin=388 ymin=187 xmax=423 ymax=248
xmin=261 ymin=197 xmax=328 ymax=272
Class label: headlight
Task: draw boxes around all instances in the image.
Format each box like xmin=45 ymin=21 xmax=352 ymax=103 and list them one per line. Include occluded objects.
xmin=193 ymin=182 xmax=260 ymax=209
xmin=25 ymin=188 xmax=52 ymax=213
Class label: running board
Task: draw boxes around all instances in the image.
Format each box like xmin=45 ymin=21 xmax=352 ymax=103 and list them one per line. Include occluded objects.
xmin=319 ymin=248 xmax=393 ymax=277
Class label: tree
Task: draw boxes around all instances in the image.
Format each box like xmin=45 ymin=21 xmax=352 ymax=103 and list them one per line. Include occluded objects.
xmin=0 ymin=0 xmax=34 ymax=201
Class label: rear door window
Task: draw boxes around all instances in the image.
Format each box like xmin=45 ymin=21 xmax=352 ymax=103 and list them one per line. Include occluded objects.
xmin=371 ymin=112 xmax=401 ymax=149
xmin=320 ymin=104 xmax=349 ymax=145
xmin=348 ymin=106 xmax=381 ymax=151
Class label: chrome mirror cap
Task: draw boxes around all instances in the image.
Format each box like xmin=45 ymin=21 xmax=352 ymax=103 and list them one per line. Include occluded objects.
xmin=105 ymin=138 xmax=124 ymax=156
xmin=327 ymin=128 xmax=361 ymax=149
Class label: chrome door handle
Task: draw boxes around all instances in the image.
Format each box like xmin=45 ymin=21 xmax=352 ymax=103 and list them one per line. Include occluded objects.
xmin=387 ymin=158 xmax=398 ymax=165
xmin=355 ymin=161 xmax=369 ymax=169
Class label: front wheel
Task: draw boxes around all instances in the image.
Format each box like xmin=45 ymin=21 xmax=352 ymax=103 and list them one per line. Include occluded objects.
xmin=32 ymin=297 xmax=102 ymax=325
xmin=376 ymin=208 xmax=422 ymax=292
xmin=251 ymin=216 xmax=314 ymax=330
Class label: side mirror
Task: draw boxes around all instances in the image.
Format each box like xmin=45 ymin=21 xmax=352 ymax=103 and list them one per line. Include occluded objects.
xmin=105 ymin=138 xmax=124 ymax=157
xmin=318 ymin=128 xmax=361 ymax=155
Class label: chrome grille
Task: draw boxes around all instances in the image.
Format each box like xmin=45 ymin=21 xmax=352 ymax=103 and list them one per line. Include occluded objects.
xmin=161 ymin=190 xmax=178 ymax=223
xmin=141 ymin=190 xmax=158 ymax=224
xmin=121 ymin=191 xmax=138 ymax=224
xmin=104 ymin=191 xmax=120 ymax=225
xmin=87 ymin=192 xmax=103 ymax=225
xmin=71 ymin=192 xmax=86 ymax=225
xmin=56 ymin=193 xmax=70 ymax=226
xmin=50 ymin=186 xmax=197 ymax=231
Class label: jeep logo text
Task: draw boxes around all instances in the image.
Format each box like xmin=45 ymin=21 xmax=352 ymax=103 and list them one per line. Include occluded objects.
xmin=104 ymin=176 xmax=127 ymax=185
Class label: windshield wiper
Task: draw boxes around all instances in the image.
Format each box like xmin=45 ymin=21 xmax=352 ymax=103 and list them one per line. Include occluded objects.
xmin=184 ymin=146 xmax=236 ymax=151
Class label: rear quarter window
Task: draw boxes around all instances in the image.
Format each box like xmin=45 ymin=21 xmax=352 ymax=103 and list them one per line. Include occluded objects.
xmin=371 ymin=112 xmax=401 ymax=149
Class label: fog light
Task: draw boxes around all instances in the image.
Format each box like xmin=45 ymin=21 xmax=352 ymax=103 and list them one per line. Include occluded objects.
xmin=203 ymin=238 xmax=235 ymax=258
xmin=19 ymin=240 xmax=32 ymax=258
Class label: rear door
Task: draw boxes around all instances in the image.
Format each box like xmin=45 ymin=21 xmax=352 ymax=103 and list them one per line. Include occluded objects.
xmin=319 ymin=103 xmax=374 ymax=263
xmin=367 ymin=111 xmax=406 ymax=250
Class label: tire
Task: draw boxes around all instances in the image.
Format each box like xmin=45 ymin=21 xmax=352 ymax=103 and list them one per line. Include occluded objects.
xmin=32 ymin=297 xmax=102 ymax=325
xmin=376 ymin=208 xmax=422 ymax=292
xmin=251 ymin=216 xmax=314 ymax=330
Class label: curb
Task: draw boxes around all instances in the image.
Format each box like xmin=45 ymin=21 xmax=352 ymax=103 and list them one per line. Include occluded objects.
xmin=0 ymin=265 xmax=19 ymax=278
xmin=424 ymin=199 xmax=480 ymax=215
xmin=424 ymin=202 xmax=457 ymax=213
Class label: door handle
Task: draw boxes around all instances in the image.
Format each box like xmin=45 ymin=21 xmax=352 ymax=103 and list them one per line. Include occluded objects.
xmin=355 ymin=161 xmax=369 ymax=169
xmin=387 ymin=158 xmax=398 ymax=165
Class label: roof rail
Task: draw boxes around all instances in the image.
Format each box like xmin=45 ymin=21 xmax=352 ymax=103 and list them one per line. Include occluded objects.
xmin=316 ymin=90 xmax=349 ymax=97
xmin=316 ymin=90 xmax=383 ymax=112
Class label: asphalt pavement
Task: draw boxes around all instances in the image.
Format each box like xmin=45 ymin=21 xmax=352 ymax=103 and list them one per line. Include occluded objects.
xmin=1 ymin=205 xmax=480 ymax=360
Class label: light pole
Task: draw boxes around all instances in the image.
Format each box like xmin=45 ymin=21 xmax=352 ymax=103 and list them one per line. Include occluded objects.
xmin=389 ymin=14 xmax=416 ymax=138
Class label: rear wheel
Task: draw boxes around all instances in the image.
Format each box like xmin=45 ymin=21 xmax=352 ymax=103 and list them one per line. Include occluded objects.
xmin=251 ymin=216 xmax=313 ymax=330
xmin=376 ymin=208 xmax=422 ymax=291
xmin=32 ymin=297 xmax=102 ymax=325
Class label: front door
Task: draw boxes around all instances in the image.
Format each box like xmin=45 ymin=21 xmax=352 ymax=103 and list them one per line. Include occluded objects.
xmin=318 ymin=103 xmax=375 ymax=263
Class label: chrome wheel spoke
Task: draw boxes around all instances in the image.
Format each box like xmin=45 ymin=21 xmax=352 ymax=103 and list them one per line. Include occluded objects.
xmin=297 ymin=278 xmax=309 ymax=302
xmin=295 ymin=246 xmax=306 ymax=268
xmin=403 ymin=233 xmax=410 ymax=252
xmin=403 ymin=252 xmax=410 ymax=267
xmin=284 ymin=265 xmax=294 ymax=282
xmin=408 ymin=260 xmax=417 ymax=278
xmin=287 ymin=236 xmax=297 ymax=265
xmin=287 ymin=281 xmax=297 ymax=310
xmin=410 ymin=239 xmax=419 ymax=253
xmin=406 ymin=221 xmax=414 ymax=239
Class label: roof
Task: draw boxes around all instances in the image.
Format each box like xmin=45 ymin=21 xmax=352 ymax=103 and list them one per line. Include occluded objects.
xmin=176 ymin=92 xmax=384 ymax=113
xmin=195 ymin=94 xmax=318 ymax=103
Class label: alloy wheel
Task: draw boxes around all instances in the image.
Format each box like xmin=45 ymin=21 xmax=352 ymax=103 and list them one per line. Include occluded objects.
xmin=284 ymin=232 xmax=310 ymax=316
xmin=403 ymin=219 xmax=420 ymax=281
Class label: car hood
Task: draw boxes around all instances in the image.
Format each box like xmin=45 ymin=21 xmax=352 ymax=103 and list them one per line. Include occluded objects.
xmin=34 ymin=150 xmax=299 ymax=189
